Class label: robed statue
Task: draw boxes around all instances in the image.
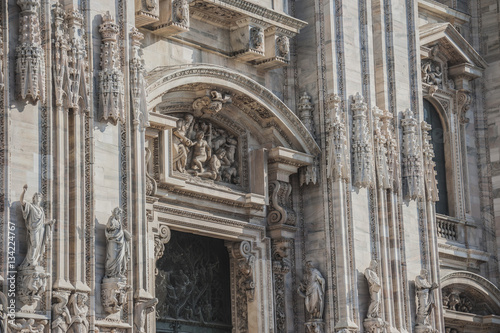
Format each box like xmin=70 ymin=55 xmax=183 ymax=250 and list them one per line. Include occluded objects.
xmin=364 ymin=259 xmax=381 ymax=319
xmin=415 ymin=269 xmax=438 ymax=326
xmin=105 ymin=207 xmax=131 ymax=278
xmin=20 ymin=184 xmax=54 ymax=268
xmin=298 ymin=261 xmax=325 ymax=320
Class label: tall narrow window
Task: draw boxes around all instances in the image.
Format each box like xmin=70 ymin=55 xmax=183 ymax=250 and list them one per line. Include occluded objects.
xmin=423 ymin=99 xmax=449 ymax=215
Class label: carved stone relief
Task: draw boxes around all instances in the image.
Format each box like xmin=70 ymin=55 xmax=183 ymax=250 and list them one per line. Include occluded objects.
xmin=421 ymin=121 xmax=439 ymax=202
xmin=16 ymin=0 xmax=46 ymax=103
xmin=268 ymin=180 xmax=296 ymax=226
xmin=351 ymin=93 xmax=373 ymax=188
xmin=156 ymin=231 xmax=231 ymax=328
xmin=422 ymin=60 xmax=444 ymax=87
xmin=326 ymin=94 xmax=350 ymax=181
xmin=52 ymin=291 xmax=71 ymax=333
xmin=192 ymin=90 xmax=231 ymax=117
xmin=68 ymin=292 xmax=90 ymax=332
xmin=442 ymin=288 xmax=479 ymax=314
xmin=401 ymin=109 xmax=422 ymax=200
xmin=171 ymin=111 xmax=241 ymax=186
xmin=130 ymin=28 xmax=149 ymax=130
xmin=298 ymin=261 xmax=325 ymax=333
xmin=173 ymin=0 xmax=189 ymax=26
xmin=134 ymin=298 xmax=158 ymax=333
xmin=272 ymin=239 xmax=291 ymax=333
xmin=99 ymin=12 xmax=124 ymax=124
xmin=276 ymin=35 xmax=290 ymax=58
xmin=250 ymin=27 xmax=264 ymax=52
xmin=9 ymin=318 xmax=48 ymax=332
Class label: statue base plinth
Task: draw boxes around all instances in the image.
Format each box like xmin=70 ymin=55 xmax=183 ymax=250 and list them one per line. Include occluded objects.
xmin=101 ymin=277 xmax=130 ymax=315
xmin=363 ymin=317 xmax=386 ymax=333
xmin=305 ymin=320 xmax=324 ymax=333
xmin=17 ymin=265 xmax=49 ymax=311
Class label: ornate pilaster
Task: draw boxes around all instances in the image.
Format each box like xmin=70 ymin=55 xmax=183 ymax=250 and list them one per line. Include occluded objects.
xmin=229 ymin=241 xmax=256 ymax=333
xmin=99 ymin=12 xmax=124 ymax=124
xmin=130 ymin=28 xmax=149 ymax=131
xmin=421 ymin=121 xmax=439 ymax=202
xmin=326 ymin=94 xmax=350 ymax=181
xmin=272 ymin=238 xmax=292 ymax=333
xmin=53 ymin=3 xmax=67 ymax=111
xmin=16 ymin=0 xmax=46 ymax=103
xmin=351 ymin=93 xmax=373 ymax=188
xmin=401 ymin=109 xmax=422 ymax=200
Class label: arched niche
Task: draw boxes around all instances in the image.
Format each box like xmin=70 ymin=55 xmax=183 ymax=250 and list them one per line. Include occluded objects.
xmin=146 ymin=64 xmax=320 ymax=156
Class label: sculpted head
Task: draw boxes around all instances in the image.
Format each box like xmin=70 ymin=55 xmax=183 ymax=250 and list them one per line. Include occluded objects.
xmin=184 ymin=114 xmax=194 ymax=123
xmin=32 ymin=192 xmax=42 ymax=205
xmin=112 ymin=207 xmax=122 ymax=217
xmin=420 ymin=269 xmax=428 ymax=279
xmin=369 ymin=259 xmax=378 ymax=270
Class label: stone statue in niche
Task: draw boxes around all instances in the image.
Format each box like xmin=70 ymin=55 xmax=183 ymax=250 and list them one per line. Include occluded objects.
xmin=364 ymin=259 xmax=381 ymax=319
xmin=134 ymin=298 xmax=158 ymax=333
xmin=422 ymin=61 xmax=443 ymax=86
xmin=171 ymin=112 xmax=240 ymax=185
xmin=52 ymin=291 xmax=71 ymax=333
xmin=415 ymin=269 xmax=438 ymax=329
xmin=298 ymin=261 xmax=325 ymax=321
xmin=68 ymin=292 xmax=89 ymax=332
xmin=105 ymin=207 xmax=131 ymax=278
xmin=101 ymin=207 xmax=131 ymax=315
xmin=19 ymin=184 xmax=54 ymax=268
xmin=18 ymin=185 xmax=53 ymax=310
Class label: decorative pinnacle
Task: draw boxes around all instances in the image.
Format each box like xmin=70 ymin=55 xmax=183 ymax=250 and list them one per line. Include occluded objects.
xmin=99 ymin=11 xmax=119 ymax=42
xmin=130 ymin=27 xmax=144 ymax=46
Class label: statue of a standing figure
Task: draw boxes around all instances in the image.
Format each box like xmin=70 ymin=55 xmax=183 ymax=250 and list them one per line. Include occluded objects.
xmin=365 ymin=259 xmax=381 ymax=319
xmin=172 ymin=114 xmax=194 ymax=173
xmin=20 ymin=184 xmax=54 ymax=268
xmin=105 ymin=207 xmax=131 ymax=278
xmin=68 ymin=292 xmax=89 ymax=333
xmin=134 ymin=298 xmax=158 ymax=333
xmin=415 ymin=269 xmax=438 ymax=327
xmin=298 ymin=261 xmax=325 ymax=320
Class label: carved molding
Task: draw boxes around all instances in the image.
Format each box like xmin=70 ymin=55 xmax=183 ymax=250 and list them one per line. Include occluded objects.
xmin=268 ymin=180 xmax=296 ymax=227
xmin=99 ymin=12 xmax=124 ymax=124
xmin=16 ymin=0 xmax=46 ymax=103
xmin=351 ymin=93 xmax=373 ymax=188
xmin=421 ymin=121 xmax=439 ymax=202
xmin=456 ymin=89 xmax=471 ymax=117
xmin=101 ymin=277 xmax=131 ymax=314
xmin=326 ymin=94 xmax=349 ymax=181
xmin=401 ymin=109 xmax=422 ymax=200
xmin=229 ymin=241 xmax=256 ymax=332
xmin=130 ymin=28 xmax=149 ymax=130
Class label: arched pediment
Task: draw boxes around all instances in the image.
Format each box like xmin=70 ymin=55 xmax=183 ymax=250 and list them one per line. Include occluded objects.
xmin=146 ymin=64 xmax=320 ymax=156
xmin=441 ymin=271 xmax=500 ymax=315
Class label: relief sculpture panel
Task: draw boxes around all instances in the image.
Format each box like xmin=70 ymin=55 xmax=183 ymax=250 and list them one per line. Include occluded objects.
xmin=171 ymin=112 xmax=241 ymax=186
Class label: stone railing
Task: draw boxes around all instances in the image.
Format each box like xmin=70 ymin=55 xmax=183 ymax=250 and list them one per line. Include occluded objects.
xmin=436 ymin=215 xmax=460 ymax=241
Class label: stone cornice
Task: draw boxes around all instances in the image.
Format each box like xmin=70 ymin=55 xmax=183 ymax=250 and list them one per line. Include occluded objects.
xmin=419 ymin=23 xmax=487 ymax=68
xmin=418 ymin=0 xmax=470 ymax=24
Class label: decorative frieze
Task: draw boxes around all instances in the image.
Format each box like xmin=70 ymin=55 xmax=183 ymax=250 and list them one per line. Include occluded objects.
xmin=326 ymin=94 xmax=350 ymax=181
xmin=130 ymin=28 xmax=149 ymax=130
xmin=351 ymin=93 xmax=373 ymax=188
xmin=53 ymin=6 xmax=89 ymax=112
xmin=99 ymin=12 xmax=124 ymax=124
xmin=421 ymin=121 xmax=439 ymax=202
xmin=401 ymin=109 xmax=422 ymax=200
xmin=16 ymin=0 xmax=46 ymax=103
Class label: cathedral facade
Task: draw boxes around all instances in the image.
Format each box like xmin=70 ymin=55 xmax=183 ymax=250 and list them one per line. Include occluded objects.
xmin=1 ymin=0 xmax=500 ymax=332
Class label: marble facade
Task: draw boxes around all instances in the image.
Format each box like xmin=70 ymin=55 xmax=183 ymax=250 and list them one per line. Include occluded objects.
xmin=1 ymin=0 xmax=500 ymax=332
